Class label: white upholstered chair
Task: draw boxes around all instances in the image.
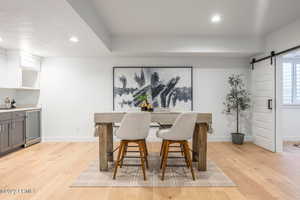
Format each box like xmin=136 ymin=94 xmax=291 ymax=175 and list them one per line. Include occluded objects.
xmin=113 ymin=112 xmax=151 ymax=180
xmin=156 ymin=112 xmax=198 ymax=180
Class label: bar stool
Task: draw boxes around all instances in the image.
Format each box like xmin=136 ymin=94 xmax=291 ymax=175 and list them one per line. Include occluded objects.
xmin=113 ymin=112 xmax=151 ymax=180
xmin=156 ymin=113 xmax=198 ymax=180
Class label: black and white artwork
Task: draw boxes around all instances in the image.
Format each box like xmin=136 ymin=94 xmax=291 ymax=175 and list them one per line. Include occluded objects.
xmin=113 ymin=67 xmax=193 ymax=111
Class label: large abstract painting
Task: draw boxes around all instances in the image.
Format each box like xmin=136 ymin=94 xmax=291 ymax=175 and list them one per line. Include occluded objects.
xmin=113 ymin=67 xmax=193 ymax=111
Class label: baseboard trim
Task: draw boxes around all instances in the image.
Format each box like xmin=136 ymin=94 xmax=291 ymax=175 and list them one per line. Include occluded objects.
xmin=42 ymin=137 xmax=97 ymax=142
xmin=208 ymin=136 xmax=253 ymax=142
xmin=42 ymin=136 xmax=253 ymax=142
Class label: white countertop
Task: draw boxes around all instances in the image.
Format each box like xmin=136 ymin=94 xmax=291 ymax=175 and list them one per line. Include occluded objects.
xmin=0 ymin=107 xmax=41 ymax=113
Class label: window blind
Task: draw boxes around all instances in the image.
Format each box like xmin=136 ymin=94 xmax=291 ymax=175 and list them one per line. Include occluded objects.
xmin=295 ymin=64 xmax=300 ymax=103
xmin=282 ymin=62 xmax=293 ymax=104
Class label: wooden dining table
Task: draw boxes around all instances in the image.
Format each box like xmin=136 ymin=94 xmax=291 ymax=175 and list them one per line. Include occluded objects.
xmin=94 ymin=112 xmax=212 ymax=172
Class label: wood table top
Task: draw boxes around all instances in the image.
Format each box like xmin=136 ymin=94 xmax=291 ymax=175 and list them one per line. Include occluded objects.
xmin=94 ymin=112 xmax=212 ymax=124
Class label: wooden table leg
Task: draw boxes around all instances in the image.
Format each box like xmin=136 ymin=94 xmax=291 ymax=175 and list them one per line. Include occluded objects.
xmin=198 ymin=123 xmax=208 ymax=171
xmin=192 ymin=124 xmax=200 ymax=162
xmin=98 ymin=123 xmax=113 ymax=171
xmin=107 ymin=123 xmax=113 ymax=162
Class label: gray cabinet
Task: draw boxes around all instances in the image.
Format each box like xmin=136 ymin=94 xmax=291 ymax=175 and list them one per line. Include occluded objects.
xmin=0 ymin=121 xmax=11 ymax=152
xmin=10 ymin=118 xmax=25 ymax=147
xmin=0 ymin=112 xmax=25 ymax=155
xmin=25 ymin=110 xmax=41 ymax=146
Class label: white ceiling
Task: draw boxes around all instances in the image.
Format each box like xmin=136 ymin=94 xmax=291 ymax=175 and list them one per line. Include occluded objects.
xmin=0 ymin=0 xmax=300 ymax=57
xmin=92 ymin=0 xmax=300 ymax=36
xmin=0 ymin=0 xmax=109 ymax=57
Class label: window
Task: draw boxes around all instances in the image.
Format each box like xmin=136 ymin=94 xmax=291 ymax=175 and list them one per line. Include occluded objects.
xmin=282 ymin=60 xmax=300 ymax=105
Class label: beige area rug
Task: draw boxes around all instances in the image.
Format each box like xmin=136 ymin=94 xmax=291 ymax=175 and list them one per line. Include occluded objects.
xmin=71 ymin=153 xmax=236 ymax=187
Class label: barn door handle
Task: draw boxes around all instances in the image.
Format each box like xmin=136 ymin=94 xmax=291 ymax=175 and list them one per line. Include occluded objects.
xmin=267 ymin=99 xmax=273 ymax=110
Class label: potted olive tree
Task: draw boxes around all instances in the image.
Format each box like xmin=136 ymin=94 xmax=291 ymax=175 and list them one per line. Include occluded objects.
xmin=223 ymin=74 xmax=250 ymax=145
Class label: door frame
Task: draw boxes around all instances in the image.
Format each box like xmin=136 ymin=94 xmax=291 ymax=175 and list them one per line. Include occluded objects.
xmin=275 ymin=57 xmax=283 ymax=152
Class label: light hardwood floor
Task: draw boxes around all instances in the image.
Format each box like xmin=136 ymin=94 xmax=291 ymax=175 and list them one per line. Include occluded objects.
xmin=0 ymin=142 xmax=300 ymax=200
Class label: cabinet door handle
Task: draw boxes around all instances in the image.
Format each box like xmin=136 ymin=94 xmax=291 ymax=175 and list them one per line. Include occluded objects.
xmin=0 ymin=125 xmax=2 ymax=133
xmin=267 ymin=99 xmax=273 ymax=110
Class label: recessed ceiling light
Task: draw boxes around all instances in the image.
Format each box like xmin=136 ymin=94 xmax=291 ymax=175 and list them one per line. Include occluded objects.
xmin=0 ymin=37 xmax=3 ymax=42
xmin=211 ymin=14 xmax=222 ymax=23
xmin=69 ymin=36 xmax=79 ymax=43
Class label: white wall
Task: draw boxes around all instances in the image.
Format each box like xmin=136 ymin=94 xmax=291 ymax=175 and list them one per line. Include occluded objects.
xmin=0 ymin=89 xmax=16 ymax=105
xmin=0 ymin=89 xmax=40 ymax=106
xmin=0 ymin=48 xmax=40 ymax=107
xmin=278 ymin=108 xmax=300 ymax=141
xmin=265 ymin=18 xmax=300 ymax=141
xmin=40 ymin=56 xmax=251 ymax=142
xmin=0 ymin=48 xmax=16 ymax=105
xmin=265 ymin=18 xmax=300 ymax=52
xmin=0 ymin=48 xmax=7 ymax=88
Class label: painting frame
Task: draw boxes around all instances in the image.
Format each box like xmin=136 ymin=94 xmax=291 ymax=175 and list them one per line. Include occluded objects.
xmin=113 ymin=66 xmax=193 ymax=111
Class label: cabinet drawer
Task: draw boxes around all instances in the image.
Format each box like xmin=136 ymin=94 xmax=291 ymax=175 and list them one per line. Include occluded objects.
xmin=13 ymin=111 xmax=26 ymax=119
xmin=0 ymin=113 xmax=12 ymax=122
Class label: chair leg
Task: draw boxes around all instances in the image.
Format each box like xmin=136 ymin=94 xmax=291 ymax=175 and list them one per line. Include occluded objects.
xmin=138 ymin=141 xmax=147 ymax=180
xmin=143 ymin=139 xmax=148 ymax=156
xmin=120 ymin=141 xmax=128 ymax=168
xmin=180 ymin=143 xmax=185 ymax=156
xmin=160 ymin=140 xmax=169 ymax=169
xmin=141 ymin=140 xmax=149 ymax=169
xmin=113 ymin=141 xmax=125 ymax=179
xmin=181 ymin=143 xmax=190 ymax=168
xmin=160 ymin=141 xmax=166 ymax=169
xmin=160 ymin=140 xmax=165 ymax=156
xmin=183 ymin=141 xmax=195 ymax=180
xmin=161 ymin=140 xmax=170 ymax=181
